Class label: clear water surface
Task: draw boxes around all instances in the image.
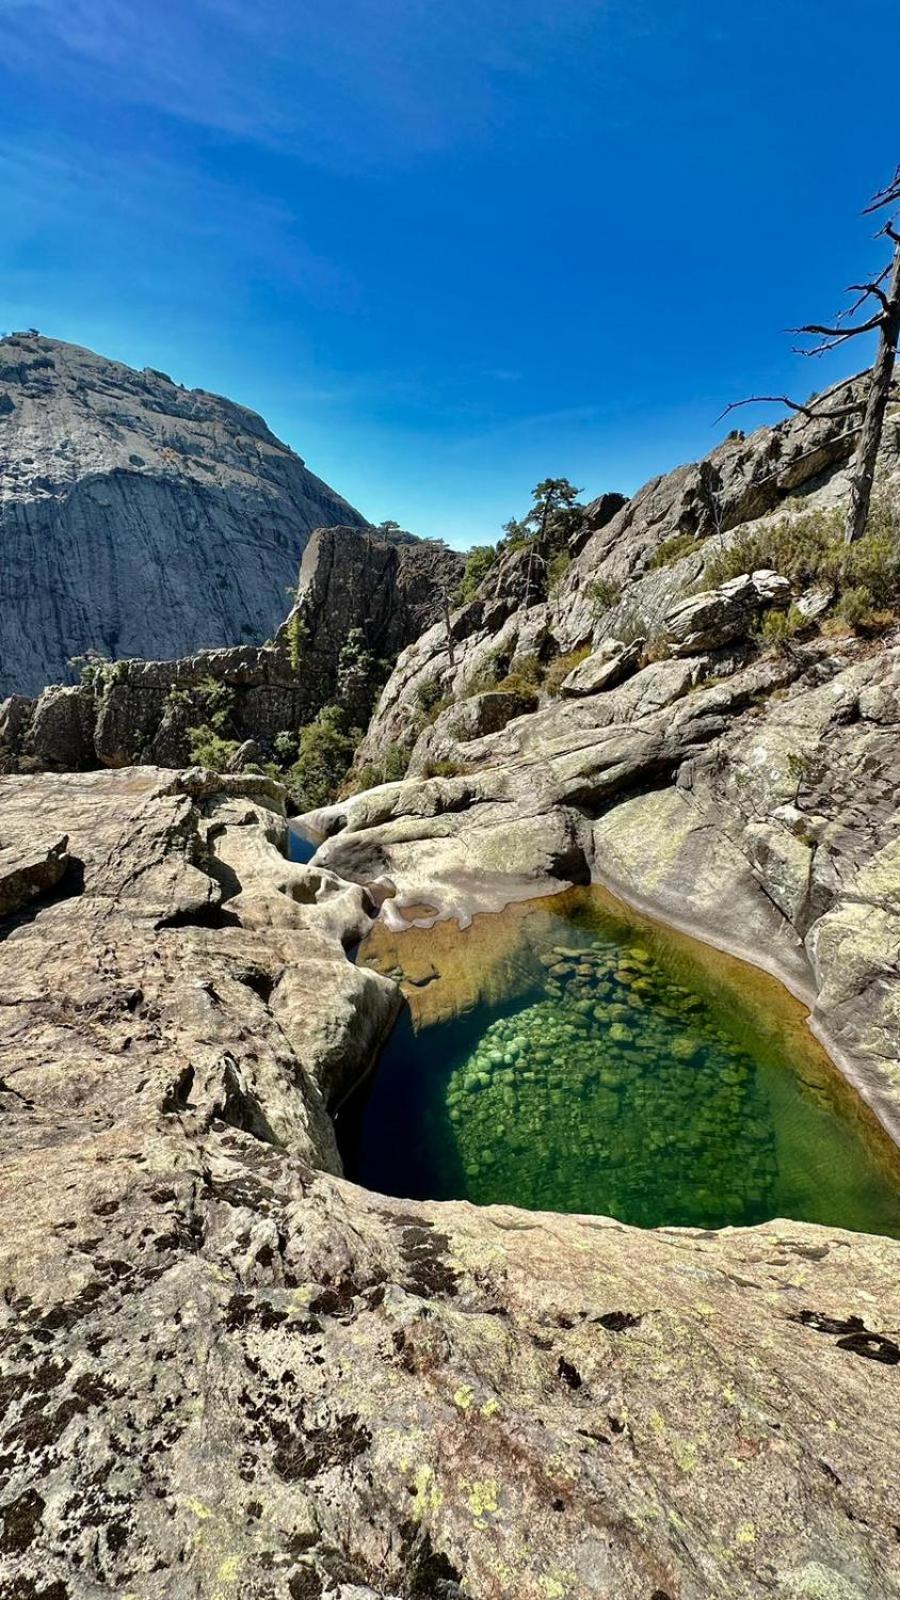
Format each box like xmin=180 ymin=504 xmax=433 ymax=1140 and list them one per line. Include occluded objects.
xmin=340 ymin=887 xmax=900 ymax=1237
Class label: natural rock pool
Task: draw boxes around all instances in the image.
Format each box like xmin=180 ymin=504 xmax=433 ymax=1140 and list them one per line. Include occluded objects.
xmin=342 ymin=886 xmax=900 ymax=1236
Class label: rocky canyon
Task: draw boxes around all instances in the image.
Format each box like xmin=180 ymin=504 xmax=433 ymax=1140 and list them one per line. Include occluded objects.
xmin=2 ymin=346 xmax=900 ymax=1600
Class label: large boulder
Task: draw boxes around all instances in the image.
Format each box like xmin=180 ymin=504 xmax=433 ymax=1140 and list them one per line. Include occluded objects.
xmin=408 ymin=689 xmax=538 ymax=776
xmin=26 ymin=684 xmax=96 ymax=769
xmin=662 ymin=569 xmax=790 ymax=655
xmin=559 ymin=637 xmax=643 ymax=698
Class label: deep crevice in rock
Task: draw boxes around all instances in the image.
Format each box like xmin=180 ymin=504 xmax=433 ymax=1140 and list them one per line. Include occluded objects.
xmin=0 ymin=856 xmax=85 ymax=943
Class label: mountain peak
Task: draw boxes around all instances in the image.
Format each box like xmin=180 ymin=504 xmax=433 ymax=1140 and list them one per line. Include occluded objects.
xmin=0 ymin=334 xmax=368 ymax=695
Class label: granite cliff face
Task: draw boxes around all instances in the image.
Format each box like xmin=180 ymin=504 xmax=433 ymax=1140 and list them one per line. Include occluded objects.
xmin=0 ymin=333 xmax=367 ymax=695
xmin=0 ymin=525 xmax=462 ymax=773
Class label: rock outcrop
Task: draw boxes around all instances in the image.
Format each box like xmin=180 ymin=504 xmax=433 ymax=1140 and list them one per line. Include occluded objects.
xmin=660 ymin=569 xmax=790 ymax=655
xmin=0 ymin=333 xmax=368 ymax=695
xmin=0 ymin=525 xmax=463 ymax=773
xmin=313 ymin=376 xmax=900 ymax=1145
xmin=357 ymin=375 xmax=899 ymax=770
xmin=4 ymin=371 xmax=900 ymax=1597
xmin=3 ymin=766 xmax=900 ymax=1599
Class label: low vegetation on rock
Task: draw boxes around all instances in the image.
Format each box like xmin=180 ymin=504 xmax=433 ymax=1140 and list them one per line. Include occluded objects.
xmin=705 ymin=496 xmax=900 ymax=631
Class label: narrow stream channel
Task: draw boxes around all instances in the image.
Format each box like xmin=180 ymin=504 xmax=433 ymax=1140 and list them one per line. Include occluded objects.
xmin=340 ymin=885 xmax=900 ymax=1237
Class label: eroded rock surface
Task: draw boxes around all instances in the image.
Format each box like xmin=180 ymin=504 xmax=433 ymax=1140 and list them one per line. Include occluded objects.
xmin=4 ymin=372 xmax=900 ymax=1597
xmin=313 ymin=633 xmax=900 ymax=1145
xmin=3 ymin=768 xmax=900 ymax=1599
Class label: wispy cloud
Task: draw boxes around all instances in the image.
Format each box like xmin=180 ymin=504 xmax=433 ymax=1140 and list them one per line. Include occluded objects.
xmin=0 ymin=128 xmax=361 ymax=311
xmin=0 ymin=0 xmax=604 ymax=170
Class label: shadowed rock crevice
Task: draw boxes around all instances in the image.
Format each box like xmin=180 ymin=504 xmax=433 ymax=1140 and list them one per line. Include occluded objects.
xmin=0 ymin=853 xmax=84 ymax=941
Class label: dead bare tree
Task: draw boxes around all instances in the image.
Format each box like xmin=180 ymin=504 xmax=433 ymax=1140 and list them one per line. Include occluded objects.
xmin=843 ymin=168 xmax=900 ymax=542
xmin=720 ymin=167 xmax=900 ymax=545
xmin=441 ymin=589 xmax=456 ymax=667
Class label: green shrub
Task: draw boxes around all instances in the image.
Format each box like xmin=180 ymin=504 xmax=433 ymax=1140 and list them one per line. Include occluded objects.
xmin=455 ymin=544 xmax=497 ymax=604
xmin=70 ymin=649 xmax=111 ymax=689
xmin=164 ymin=686 xmax=193 ymax=715
xmin=336 ymin=627 xmax=377 ymax=714
xmin=704 ymin=497 xmax=900 ymax=614
xmin=416 ymin=675 xmax=446 ymax=712
xmin=757 ymin=605 xmax=807 ymax=651
xmin=586 ymin=577 xmax=622 ymax=614
xmin=495 ymin=652 xmax=544 ymax=696
xmin=272 ymin=730 xmax=298 ymax=765
xmin=648 ymin=532 xmax=708 ymax=569
xmin=286 ymin=611 xmax=309 ymax=672
xmin=415 ymin=674 xmax=453 ymax=726
xmin=288 ymin=705 xmax=361 ymax=812
xmin=834 ymin=586 xmax=875 ymax=628
xmin=544 ymin=646 xmax=591 ymax=696
xmin=421 ymin=758 xmax=465 ymax=779
xmin=344 ymin=743 xmax=410 ymax=794
xmin=547 ymin=551 xmax=571 ymax=595
xmin=193 ymin=675 xmax=234 ymax=730
xmin=186 ymin=727 xmax=242 ymax=771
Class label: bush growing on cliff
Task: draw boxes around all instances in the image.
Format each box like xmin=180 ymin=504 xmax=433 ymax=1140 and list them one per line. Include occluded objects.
xmin=336 ymin=627 xmax=380 ymax=722
xmin=417 ymin=675 xmax=447 ymax=713
xmin=455 ymin=544 xmax=496 ymax=603
xmin=69 ymin=648 xmax=111 ymax=689
xmin=273 ymin=729 xmax=298 ymax=765
xmin=757 ymin=605 xmax=807 ymax=651
xmin=496 ymin=652 xmax=544 ymax=696
xmin=345 ymin=743 xmax=410 ymax=794
xmin=180 ymin=675 xmax=240 ymax=768
xmin=186 ymin=728 xmax=242 ymax=771
xmin=286 ymin=610 xmax=309 ymax=672
xmin=544 ymin=646 xmax=591 ymax=696
xmin=288 ymin=704 xmax=361 ymax=812
xmin=649 ymin=532 xmax=709 ymax=570
xmin=194 ymin=675 xmax=233 ymax=725
xmin=421 ymin=758 xmax=465 ymax=779
xmin=547 ymin=551 xmax=571 ymax=594
xmin=704 ymin=497 xmax=900 ymax=620
xmin=586 ymin=577 xmax=622 ymax=614
xmin=835 ymin=585 xmax=875 ymax=627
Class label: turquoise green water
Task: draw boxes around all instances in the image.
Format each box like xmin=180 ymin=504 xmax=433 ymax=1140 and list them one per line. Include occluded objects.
xmin=342 ymin=888 xmax=900 ymax=1236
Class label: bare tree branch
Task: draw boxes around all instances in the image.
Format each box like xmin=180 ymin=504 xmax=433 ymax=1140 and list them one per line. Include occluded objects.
xmin=863 ymin=165 xmax=900 ymax=214
xmin=793 ymin=336 xmax=863 ymax=358
xmin=840 ymin=269 xmax=892 ymax=318
xmin=790 ymin=312 xmax=885 ymax=341
xmin=713 ymin=394 xmax=865 ymax=425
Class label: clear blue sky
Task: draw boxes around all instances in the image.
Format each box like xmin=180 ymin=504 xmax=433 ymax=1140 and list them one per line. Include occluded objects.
xmin=1 ymin=1 xmax=898 ymax=549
